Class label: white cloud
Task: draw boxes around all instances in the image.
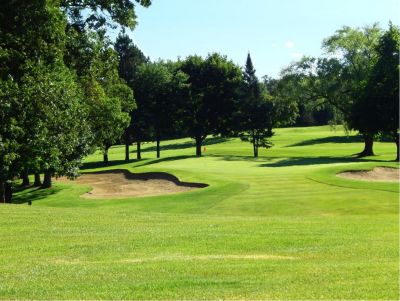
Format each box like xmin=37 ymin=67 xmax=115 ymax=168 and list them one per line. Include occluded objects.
xmin=284 ymin=41 xmax=294 ymax=48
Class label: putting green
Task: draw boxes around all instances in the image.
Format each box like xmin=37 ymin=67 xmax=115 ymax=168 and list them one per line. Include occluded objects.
xmin=0 ymin=125 xmax=398 ymax=299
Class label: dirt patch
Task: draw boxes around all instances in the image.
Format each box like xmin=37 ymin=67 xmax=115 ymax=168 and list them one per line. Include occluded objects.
xmin=57 ymin=169 xmax=208 ymax=199
xmin=51 ymin=254 xmax=296 ymax=265
xmin=337 ymin=167 xmax=399 ymax=182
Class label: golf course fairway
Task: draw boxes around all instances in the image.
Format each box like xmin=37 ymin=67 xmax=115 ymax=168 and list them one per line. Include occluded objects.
xmin=0 ymin=126 xmax=398 ymax=299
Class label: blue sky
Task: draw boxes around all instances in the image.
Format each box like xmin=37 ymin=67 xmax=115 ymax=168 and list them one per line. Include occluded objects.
xmin=120 ymin=0 xmax=399 ymax=78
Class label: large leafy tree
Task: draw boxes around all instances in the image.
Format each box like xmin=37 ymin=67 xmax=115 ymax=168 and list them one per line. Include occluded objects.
xmin=180 ymin=53 xmax=243 ymax=156
xmin=322 ymin=24 xmax=382 ymax=156
xmin=0 ymin=0 xmax=93 ymax=197
xmin=20 ymin=63 xmax=92 ymax=188
xmin=280 ymin=24 xmax=382 ymax=156
xmin=351 ymin=23 xmax=400 ymax=160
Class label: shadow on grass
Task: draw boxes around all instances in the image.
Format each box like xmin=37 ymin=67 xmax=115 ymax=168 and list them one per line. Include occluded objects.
xmin=134 ymin=155 xmax=196 ymax=167
xmin=209 ymin=154 xmax=273 ymax=162
xmin=287 ymin=135 xmax=363 ymax=147
xmin=208 ymin=154 xmax=384 ymax=167
xmin=12 ymin=186 xmax=60 ymax=204
xmin=81 ymin=159 xmax=139 ymax=171
xmin=138 ymin=136 xmax=231 ymax=153
xmin=260 ymin=156 xmax=383 ymax=167
xmin=287 ymin=135 xmax=393 ymax=147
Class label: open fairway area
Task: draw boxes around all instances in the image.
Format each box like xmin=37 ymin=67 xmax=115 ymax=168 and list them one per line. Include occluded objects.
xmin=0 ymin=126 xmax=398 ymax=299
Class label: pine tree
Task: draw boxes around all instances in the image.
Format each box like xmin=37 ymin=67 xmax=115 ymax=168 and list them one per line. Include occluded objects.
xmin=244 ymin=53 xmax=260 ymax=97
xmin=239 ymin=53 xmax=275 ymax=157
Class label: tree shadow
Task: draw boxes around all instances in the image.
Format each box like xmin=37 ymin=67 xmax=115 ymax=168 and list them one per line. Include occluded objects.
xmin=209 ymin=154 xmax=273 ymax=162
xmin=134 ymin=155 xmax=196 ymax=167
xmin=12 ymin=186 xmax=60 ymax=204
xmin=138 ymin=136 xmax=231 ymax=153
xmin=287 ymin=135 xmax=363 ymax=147
xmin=260 ymin=156 xmax=383 ymax=167
xmin=287 ymin=135 xmax=392 ymax=147
xmin=81 ymin=159 xmax=139 ymax=170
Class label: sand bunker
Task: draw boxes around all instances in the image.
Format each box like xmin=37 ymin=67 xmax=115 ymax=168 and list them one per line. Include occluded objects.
xmin=58 ymin=169 xmax=208 ymax=199
xmin=337 ymin=167 xmax=399 ymax=182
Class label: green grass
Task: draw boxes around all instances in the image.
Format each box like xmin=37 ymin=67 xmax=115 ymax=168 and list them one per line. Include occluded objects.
xmin=0 ymin=125 xmax=398 ymax=300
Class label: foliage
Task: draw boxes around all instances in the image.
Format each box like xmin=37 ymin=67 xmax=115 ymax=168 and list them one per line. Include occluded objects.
xmin=350 ymin=23 xmax=400 ymax=160
xmin=180 ymin=53 xmax=243 ymax=156
xmin=60 ymin=0 xmax=151 ymax=30
xmin=237 ymin=54 xmax=275 ymax=157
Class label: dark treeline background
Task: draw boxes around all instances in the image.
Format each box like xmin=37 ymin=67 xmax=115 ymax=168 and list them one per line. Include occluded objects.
xmin=0 ymin=0 xmax=399 ymax=202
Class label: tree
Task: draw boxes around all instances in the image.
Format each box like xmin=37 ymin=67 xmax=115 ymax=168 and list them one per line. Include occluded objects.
xmin=237 ymin=54 xmax=275 ymax=157
xmin=0 ymin=0 xmax=92 ymax=197
xmin=81 ymin=77 xmax=131 ymax=163
xmin=322 ymin=24 xmax=383 ymax=156
xmin=115 ymin=32 xmax=147 ymax=161
xmin=263 ymin=75 xmax=299 ymax=128
xmin=20 ymin=63 xmax=92 ymax=188
xmin=65 ymin=30 xmax=134 ymax=163
xmin=60 ymin=0 xmax=151 ymax=30
xmin=279 ymin=25 xmax=383 ymax=156
xmin=351 ymin=23 xmax=400 ymax=160
xmin=0 ymin=79 xmax=22 ymax=202
xmin=134 ymin=62 xmax=173 ymax=158
xmin=180 ymin=53 xmax=243 ymax=156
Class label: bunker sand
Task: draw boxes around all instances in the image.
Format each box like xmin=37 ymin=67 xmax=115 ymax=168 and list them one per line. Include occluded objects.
xmin=337 ymin=167 xmax=399 ymax=182
xmin=58 ymin=169 xmax=208 ymax=199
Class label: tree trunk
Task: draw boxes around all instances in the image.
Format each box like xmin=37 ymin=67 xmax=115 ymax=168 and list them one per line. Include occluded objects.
xmin=21 ymin=169 xmax=30 ymax=186
xmin=103 ymin=146 xmax=110 ymax=163
xmin=252 ymin=134 xmax=257 ymax=158
xmin=125 ymin=131 xmax=130 ymax=162
xmin=156 ymin=137 xmax=160 ymax=159
xmin=195 ymin=136 xmax=202 ymax=157
xmin=395 ymin=133 xmax=399 ymax=162
xmin=42 ymin=170 xmax=52 ymax=188
xmin=358 ymin=134 xmax=374 ymax=157
xmin=137 ymin=141 xmax=141 ymax=160
xmin=5 ymin=182 xmax=12 ymax=203
xmin=0 ymin=182 xmax=5 ymax=203
xmin=34 ymin=173 xmax=41 ymax=187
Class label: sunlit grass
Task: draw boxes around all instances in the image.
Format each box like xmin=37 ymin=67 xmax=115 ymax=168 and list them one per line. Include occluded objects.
xmin=0 ymin=125 xmax=398 ymax=299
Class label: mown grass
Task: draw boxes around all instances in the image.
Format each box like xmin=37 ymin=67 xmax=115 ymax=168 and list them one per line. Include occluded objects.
xmin=0 ymin=125 xmax=398 ymax=300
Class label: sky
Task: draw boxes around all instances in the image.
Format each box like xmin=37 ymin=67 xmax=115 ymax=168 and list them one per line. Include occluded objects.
xmin=118 ymin=0 xmax=399 ymax=78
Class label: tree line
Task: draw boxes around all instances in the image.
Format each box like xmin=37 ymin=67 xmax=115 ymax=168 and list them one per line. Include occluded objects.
xmin=0 ymin=0 xmax=282 ymax=202
xmin=1 ymin=1 xmax=398 ymax=203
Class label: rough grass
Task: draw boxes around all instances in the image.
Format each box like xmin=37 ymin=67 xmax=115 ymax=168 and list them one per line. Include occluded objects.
xmin=0 ymin=125 xmax=398 ymax=300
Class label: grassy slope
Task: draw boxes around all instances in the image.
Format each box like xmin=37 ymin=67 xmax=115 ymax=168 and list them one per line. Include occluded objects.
xmin=0 ymin=126 xmax=398 ymax=300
